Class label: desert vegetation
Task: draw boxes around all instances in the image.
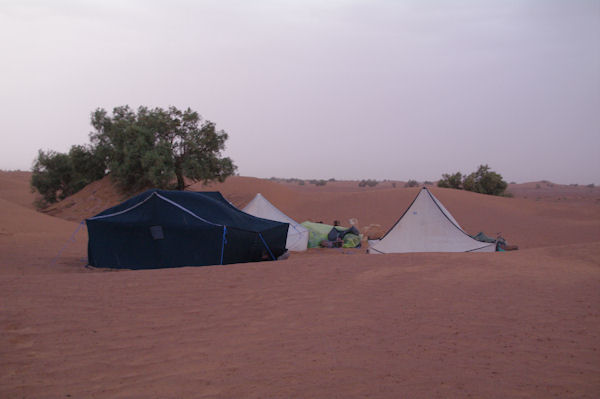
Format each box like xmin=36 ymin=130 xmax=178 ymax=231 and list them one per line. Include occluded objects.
xmin=358 ymin=179 xmax=379 ymax=187
xmin=309 ymin=179 xmax=327 ymax=186
xmin=31 ymin=106 xmax=236 ymax=207
xmin=437 ymin=165 xmax=509 ymax=196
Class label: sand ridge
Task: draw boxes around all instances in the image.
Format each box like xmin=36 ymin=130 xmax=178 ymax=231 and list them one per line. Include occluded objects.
xmin=34 ymin=174 xmax=600 ymax=249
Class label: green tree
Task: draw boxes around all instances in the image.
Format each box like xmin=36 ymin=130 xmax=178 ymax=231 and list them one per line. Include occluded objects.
xmin=90 ymin=106 xmax=236 ymax=192
xmin=462 ymin=164 xmax=507 ymax=195
xmin=437 ymin=172 xmax=463 ymax=189
xmin=31 ymin=145 xmax=105 ymax=206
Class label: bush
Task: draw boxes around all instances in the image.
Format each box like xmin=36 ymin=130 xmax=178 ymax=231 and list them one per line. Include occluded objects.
xmin=404 ymin=179 xmax=419 ymax=188
xmin=462 ymin=165 xmax=507 ymax=196
xmin=423 ymin=181 xmax=433 ymax=186
xmin=437 ymin=172 xmax=462 ymax=189
xmin=437 ymin=165 xmax=508 ymax=196
xmin=309 ymin=179 xmax=327 ymax=186
xmin=31 ymin=145 xmax=106 ymax=207
xmin=358 ymin=179 xmax=378 ymax=187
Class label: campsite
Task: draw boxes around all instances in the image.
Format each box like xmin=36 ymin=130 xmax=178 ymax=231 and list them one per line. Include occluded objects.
xmin=1 ymin=171 xmax=599 ymax=398
xmin=1 ymin=1 xmax=599 ymax=397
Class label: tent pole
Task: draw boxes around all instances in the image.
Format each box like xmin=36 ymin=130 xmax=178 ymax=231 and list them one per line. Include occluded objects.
xmin=220 ymin=226 xmax=227 ymax=265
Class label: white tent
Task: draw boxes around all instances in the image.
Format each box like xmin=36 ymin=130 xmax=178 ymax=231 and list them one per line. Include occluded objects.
xmin=368 ymin=187 xmax=496 ymax=253
xmin=243 ymin=193 xmax=309 ymax=252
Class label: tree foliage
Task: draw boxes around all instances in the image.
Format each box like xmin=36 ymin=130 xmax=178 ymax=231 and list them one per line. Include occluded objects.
xmin=30 ymin=105 xmax=237 ymax=207
xmin=90 ymin=105 xmax=236 ymax=192
xmin=462 ymin=165 xmax=507 ymax=195
xmin=31 ymin=145 xmax=106 ymax=206
xmin=437 ymin=165 xmax=508 ymax=196
xmin=437 ymin=172 xmax=463 ymax=189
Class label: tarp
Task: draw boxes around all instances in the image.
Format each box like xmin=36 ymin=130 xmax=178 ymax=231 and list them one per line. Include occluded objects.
xmin=301 ymin=221 xmax=361 ymax=248
xmin=368 ymin=187 xmax=496 ymax=253
xmin=242 ymin=193 xmax=309 ymax=251
xmin=86 ymin=190 xmax=289 ymax=269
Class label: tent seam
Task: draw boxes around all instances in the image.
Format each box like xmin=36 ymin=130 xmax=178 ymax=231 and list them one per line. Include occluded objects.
xmin=154 ymin=193 xmax=223 ymax=226
xmin=87 ymin=191 xmax=156 ymax=220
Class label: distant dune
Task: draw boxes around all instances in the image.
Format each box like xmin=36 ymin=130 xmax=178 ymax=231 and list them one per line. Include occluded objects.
xmin=33 ymin=173 xmax=600 ymax=249
xmin=1 ymin=171 xmax=599 ymax=397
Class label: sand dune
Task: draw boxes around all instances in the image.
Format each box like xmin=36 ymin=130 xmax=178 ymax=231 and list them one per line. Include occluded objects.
xmin=0 ymin=171 xmax=37 ymax=209
xmin=0 ymin=197 xmax=87 ymax=275
xmin=1 ymin=172 xmax=599 ymax=397
xmin=39 ymin=175 xmax=600 ymax=249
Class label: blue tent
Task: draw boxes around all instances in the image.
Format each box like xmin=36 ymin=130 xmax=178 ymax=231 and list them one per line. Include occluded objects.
xmin=86 ymin=189 xmax=289 ymax=269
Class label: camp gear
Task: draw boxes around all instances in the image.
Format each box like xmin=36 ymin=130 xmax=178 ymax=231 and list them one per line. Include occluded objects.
xmin=301 ymin=221 xmax=361 ymax=248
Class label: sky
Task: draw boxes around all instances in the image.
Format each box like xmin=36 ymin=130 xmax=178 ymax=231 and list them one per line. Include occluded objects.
xmin=1 ymin=0 xmax=599 ymax=184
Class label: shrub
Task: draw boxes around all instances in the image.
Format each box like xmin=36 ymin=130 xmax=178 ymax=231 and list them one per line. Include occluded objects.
xmin=358 ymin=179 xmax=378 ymax=187
xmin=437 ymin=172 xmax=462 ymax=189
xmin=404 ymin=179 xmax=419 ymax=188
xmin=31 ymin=145 xmax=106 ymax=207
xmin=437 ymin=165 xmax=508 ymax=196
xmin=462 ymin=165 xmax=507 ymax=196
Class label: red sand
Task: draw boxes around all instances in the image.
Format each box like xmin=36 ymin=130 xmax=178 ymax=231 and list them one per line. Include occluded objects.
xmin=1 ymin=171 xmax=599 ymax=398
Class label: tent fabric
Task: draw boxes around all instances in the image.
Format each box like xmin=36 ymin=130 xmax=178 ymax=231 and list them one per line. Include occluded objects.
xmin=368 ymin=187 xmax=496 ymax=253
xmin=301 ymin=221 xmax=361 ymax=248
xmin=472 ymin=232 xmax=497 ymax=243
xmin=242 ymin=193 xmax=309 ymax=252
xmin=86 ymin=189 xmax=289 ymax=269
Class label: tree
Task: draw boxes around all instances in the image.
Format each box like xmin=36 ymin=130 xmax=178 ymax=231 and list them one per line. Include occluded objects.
xmin=31 ymin=145 xmax=106 ymax=206
xmin=437 ymin=172 xmax=463 ymax=189
xmin=90 ymin=106 xmax=236 ymax=192
xmin=462 ymin=164 xmax=507 ymax=196
xmin=437 ymin=165 xmax=508 ymax=196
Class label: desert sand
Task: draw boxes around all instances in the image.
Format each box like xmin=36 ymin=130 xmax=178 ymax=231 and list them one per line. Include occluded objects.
xmin=1 ymin=171 xmax=599 ymax=398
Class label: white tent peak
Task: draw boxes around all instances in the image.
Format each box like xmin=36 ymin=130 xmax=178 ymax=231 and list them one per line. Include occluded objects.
xmin=243 ymin=193 xmax=309 ymax=252
xmin=369 ymin=187 xmax=495 ymax=253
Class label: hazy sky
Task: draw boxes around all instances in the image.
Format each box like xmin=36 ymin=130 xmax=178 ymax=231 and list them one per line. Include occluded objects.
xmin=1 ymin=0 xmax=599 ymax=183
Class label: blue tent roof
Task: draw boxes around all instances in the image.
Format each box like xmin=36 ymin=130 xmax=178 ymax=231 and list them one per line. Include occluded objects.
xmin=86 ymin=189 xmax=289 ymax=269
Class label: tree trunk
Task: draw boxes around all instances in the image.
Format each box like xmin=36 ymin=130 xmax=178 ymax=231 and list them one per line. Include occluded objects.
xmin=175 ymin=159 xmax=185 ymax=190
